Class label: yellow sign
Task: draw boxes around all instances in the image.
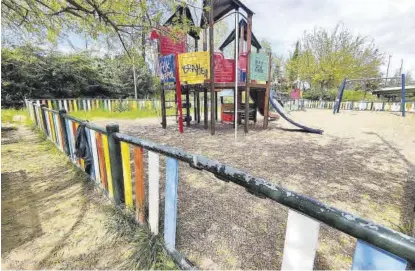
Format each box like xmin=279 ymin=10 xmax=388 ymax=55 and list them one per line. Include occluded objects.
xmin=178 ymin=52 xmax=210 ymax=84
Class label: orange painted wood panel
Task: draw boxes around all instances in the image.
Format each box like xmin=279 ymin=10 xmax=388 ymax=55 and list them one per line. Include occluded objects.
xmin=96 ymin=132 xmax=108 ymax=189
xmin=134 ymin=146 xmax=145 ymax=225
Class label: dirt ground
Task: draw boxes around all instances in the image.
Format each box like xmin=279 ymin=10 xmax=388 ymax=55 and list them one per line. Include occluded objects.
xmin=93 ymin=109 xmax=415 ymax=270
xmin=1 ymin=126 xmax=134 ymax=269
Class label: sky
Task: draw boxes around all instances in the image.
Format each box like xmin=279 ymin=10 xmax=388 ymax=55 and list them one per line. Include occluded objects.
xmin=247 ymin=0 xmax=415 ymax=75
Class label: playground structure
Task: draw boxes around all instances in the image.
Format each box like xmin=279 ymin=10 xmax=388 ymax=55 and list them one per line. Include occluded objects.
xmin=334 ymin=74 xmax=409 ymax=117
xmin=153 ymin=0 xmax=272 ymax=136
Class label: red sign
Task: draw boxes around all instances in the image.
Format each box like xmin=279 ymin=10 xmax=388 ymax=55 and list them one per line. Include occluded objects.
xmin=160 ymin=35 xmax=186 ymax=56
xmin=214 ymin=53 xmax=235 ymax=83
xmin=238 ymin=53 xmax=248 ymax=71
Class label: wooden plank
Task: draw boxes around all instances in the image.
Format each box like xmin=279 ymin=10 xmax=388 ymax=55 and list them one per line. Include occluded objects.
xmin=96 ymin=132 xmax=108 ymax=189
xmin=121 ymin=142 xmax=133 ymax=208
xmin=148 ymin=151 xmax=160 ymax=235
xmin=73 ymin=99 xmax=78 ymax=112
xmin=84 ymin=128 xmax=95 ymax=179
xmin=281 ymin=210 xmax=320 ymax=270
xmin=164 ymin=157 xmax=179 ymax=251
xmin=72 ymin=121 xmax=82 ymax=167
xmin=263 ymin=53 xmax=272 ymax=129
xmin=134 ymin=146 xmax=145 ymax=224
xmin=48 ymin=112 xmax=56 ymax=143
xmin=44 ymin=111 xmax=51 ymax=139
xmin=245 ymin=15 xmax=252 ymax=133
xmin=89 ymin=129 xmax=101 ymax=183
xmin=54 ymin=113 xmax=63 ymax=150
xmin=65 ymin=119 xmax=74 ymax=160
xmin=51 ymin=112 xmax=58 ymax=144
xmin=352 ymin=240 xmax=407 ymax=270
xmin=102 ymin=134 xmax=114 ymax=198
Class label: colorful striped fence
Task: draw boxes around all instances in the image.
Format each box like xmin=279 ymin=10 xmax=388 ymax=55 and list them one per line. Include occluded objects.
xmin=298 ymin=99 xmax=415 ymax=113
xmin=26 ymin=100 xmax=415 ymax=270
xmin=25 ymin=98 xmax=170 ymax=113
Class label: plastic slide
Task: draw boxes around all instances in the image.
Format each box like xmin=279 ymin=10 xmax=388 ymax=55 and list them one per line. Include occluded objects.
xmin=249 ymin=91 xmax=280 ymax=119
xmin=269 ymin=91 xmax=323 ymax=134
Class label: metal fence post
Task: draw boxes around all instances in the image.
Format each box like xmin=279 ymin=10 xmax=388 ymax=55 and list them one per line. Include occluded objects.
xmin=106 ymin=123 xmax=125 ymax=205
xmin=59 ymin=109 xmax=71 ymax=156
xmin=40 ymin=104 xmax=48 ymax=135
xmin=401 ymin=74 xmax=406 ymax=117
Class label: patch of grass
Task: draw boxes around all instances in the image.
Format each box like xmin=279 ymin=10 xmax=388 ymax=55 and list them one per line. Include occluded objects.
xmin=1 ymin=109 xmax=30 ymax=124
xmin=390 ymin=219 xmax=414 ymax=237
xmin=69 ymin=105 xmax=203 ymax=121
xmin=103 ymin=206 xmax=177 ymax=270
xmin=71 ymin=109 xmax=159 ymax=120
xmin=342 ymin=90 xmax=381 ymax=102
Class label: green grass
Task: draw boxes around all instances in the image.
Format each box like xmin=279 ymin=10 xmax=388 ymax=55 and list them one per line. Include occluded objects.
xmin=341 ymin=90 xmax=381 ymax=102
xmin=104 ymin=206 xmax=177 ymax=270
xmin=71 ymin=107 xmax=188 ymax=121
xmin=70 ymin=108 xmax=172 ymax=120
xmin=1 ymin=109 xmax=30 ymax=125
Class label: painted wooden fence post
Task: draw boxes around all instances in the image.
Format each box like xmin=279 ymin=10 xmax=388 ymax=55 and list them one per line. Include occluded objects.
xmin=102 ymin=134 xmax=114 ymax=196
xmin=120 ymin=142 xmax=133 ymax=209
xmin=85 ymin=128 xmax=95 ymax=179
xmin=96 ymin=133 xmax=108 ymax=189
xmin=40 ymin=105 xmax=49 ymax=135
xmin=58 ymin=109 xmax=71 ymax=156
xmin=89 ymin=130 xmax=101 ymax=184
xmin=164 ymin=157 xmax=179 ymax=251
xmin=32 ymin=103 xmax=39 ymax=127
xmin=281 ymin=210 xmax=320 ymax=270
xmin=134 ymin=146 xmax=145 ymax=225
xmin=106 ymin=124 xmax=125 ymax=205
xmin=352 ymin=240 xmax=407 ymax=270
xmin=148 ymin=151 xmax=160 ymax=235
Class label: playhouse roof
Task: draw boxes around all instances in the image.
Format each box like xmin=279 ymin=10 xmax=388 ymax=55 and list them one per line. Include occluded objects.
xmin=200 ymin=0 xmax=254 ymax=27
xmin=164 ymin=6 xmax=200 ymax=40
xmin=219 ymin=19 xmax=262 ymax=51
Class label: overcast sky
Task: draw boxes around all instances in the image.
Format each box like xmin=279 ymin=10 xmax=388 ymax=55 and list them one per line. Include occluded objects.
xmin=248 ymin=0 xmax=415 ymax=75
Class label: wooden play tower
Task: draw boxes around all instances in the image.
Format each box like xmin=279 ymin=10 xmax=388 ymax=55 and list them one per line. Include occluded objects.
xmin=154 ymin=0 xmax=272 ymax=136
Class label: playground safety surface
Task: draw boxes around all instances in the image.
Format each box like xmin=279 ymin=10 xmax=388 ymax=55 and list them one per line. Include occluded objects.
xmin=94 ymin=110 xmax=415 ymax=269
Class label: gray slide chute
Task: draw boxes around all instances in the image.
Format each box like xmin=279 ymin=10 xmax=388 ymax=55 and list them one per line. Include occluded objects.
xmin=269 ymin=91 xmax=323 ymax=134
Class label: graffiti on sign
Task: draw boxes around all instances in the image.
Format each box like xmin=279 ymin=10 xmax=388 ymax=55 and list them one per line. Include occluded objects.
xmin=214 ymin=53 xmax=235 ymax=83
xmin=178 ymin=52 xmax=210 ymax=84
xmin=159 ymin=55 xmax=176 ymax=83
xmin=250 ymin=53 xmax=269 ymax=82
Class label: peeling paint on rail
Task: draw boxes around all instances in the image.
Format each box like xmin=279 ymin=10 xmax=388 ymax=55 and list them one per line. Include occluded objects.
xmin=114 ymin=132 xmax=415 ymax=263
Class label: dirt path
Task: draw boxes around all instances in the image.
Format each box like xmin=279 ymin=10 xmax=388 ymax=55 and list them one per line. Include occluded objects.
xmin=1 ymin=126 xmax=132 ymax=269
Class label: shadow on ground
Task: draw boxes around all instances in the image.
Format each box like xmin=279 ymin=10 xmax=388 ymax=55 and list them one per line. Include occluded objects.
xmin=98 ymin=119 xmax=415 ymax=270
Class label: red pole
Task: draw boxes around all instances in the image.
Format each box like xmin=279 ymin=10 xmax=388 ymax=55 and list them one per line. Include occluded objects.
xmin=175 ymin=54 xmax=184 ymax=133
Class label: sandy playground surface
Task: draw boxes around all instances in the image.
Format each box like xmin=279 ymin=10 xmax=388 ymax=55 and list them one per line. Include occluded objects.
xmin=91 ymin=109 xmax=415 ymax=269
